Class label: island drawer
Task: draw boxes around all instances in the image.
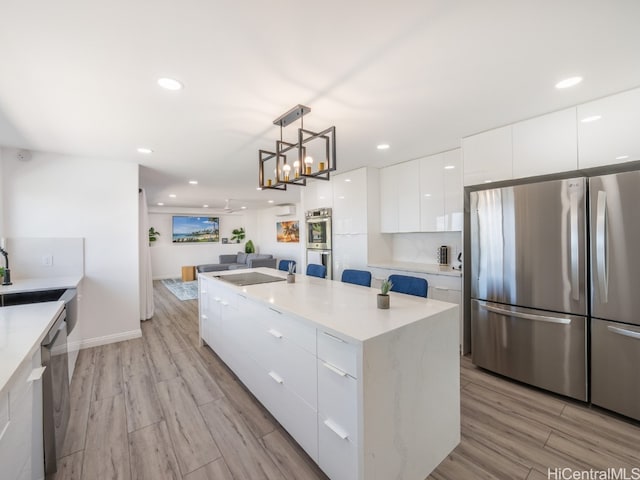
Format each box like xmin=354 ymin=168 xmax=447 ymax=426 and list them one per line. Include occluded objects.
xmin=254 ymin=360 xmax=319 ymax=462
xmin=256 ymin=305 xmax=316 ymax=354
xmin=318 ymin=411 xmax=358 ymax=480
xmin=318 ymin=330 xmax=358 ymax=378
xmin=317 ymin=358 xmax=358 ymax=444
xmin=247 ymin=326 xmax=317 ymax=409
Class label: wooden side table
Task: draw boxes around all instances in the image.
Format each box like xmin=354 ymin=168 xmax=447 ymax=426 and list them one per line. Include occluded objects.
xmin=181 ymin=265 xmax=196 ymax=282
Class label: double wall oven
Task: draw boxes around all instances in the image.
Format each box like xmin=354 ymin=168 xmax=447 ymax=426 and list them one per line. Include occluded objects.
xmin=305 ymin=208 xmax=332 ymax=279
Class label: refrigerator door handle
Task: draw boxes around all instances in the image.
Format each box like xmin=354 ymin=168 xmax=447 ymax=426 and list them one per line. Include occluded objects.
xmin=570 ymin=191 xmax=580 ymax=301
xmin=596 ymin=191 xmax=608 ymax=303
xmin=607 ymin=325 xmax=640 ymax=340
xmin=481 ymin=304 xmax=571 ymax=325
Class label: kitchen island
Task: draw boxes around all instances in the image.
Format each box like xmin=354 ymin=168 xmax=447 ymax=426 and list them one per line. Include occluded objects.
xmin=199 ymin=268 xmax=460 ymax=480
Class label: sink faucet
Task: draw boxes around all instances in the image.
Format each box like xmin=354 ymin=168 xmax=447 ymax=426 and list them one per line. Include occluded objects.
xmin=0 ymin=247 xmax=12 ymax=286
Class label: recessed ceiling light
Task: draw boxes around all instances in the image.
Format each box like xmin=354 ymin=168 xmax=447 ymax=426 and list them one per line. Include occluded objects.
xmin=137 ymin=147 xmax=153 ymax=154
xmin=345 ymin=178 xmax=352 ymax=182
xmin=268 ymin=200 xmax=274 ymax=204
xmin=555 ymin=76 xmax=583 ymax=89
xmin=256 ymin=187 xmax=262 ymax=191
xmin=424 ymin=193 xmax=432 ymax=197
xmin=444 ymin=165 xmax=455 ymax=170
xmin=581 ymin=115 xmax=602 ymax=123
xmin=202 ymin=204 xmax=209 ymax=208
xmin=616 ymin=155 xmax=630 ymax=160
xmin=484 ymin=180 xmax=493 ymax=183
xmin=157 ymin=202 xmax=164 ymax=206
xmin=338 ymin=196 xmax=345 ymax=200
xmin=169 ymin=194 xmax=177 ymax=198
xmin=241 ymin=206 xmax=247 ymax=209
xmin=157 ymin=77 xmax=183 ymax=90
xmin=377 ymin=144 xmax=390 ymax=150
xmin=189 ymin=180 xmax=198 ymax=185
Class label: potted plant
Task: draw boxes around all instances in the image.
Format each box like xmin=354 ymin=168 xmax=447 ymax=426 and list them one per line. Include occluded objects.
xmin=377 ymin=278 xmax=393 ymax=309
xmin=231 ymin=227 xmax=245 ymax=243
xmin=245 ymin=239 xmax=255 ymax=254
xmin=286 ymin=261 xmax=296 ymax=283
xmin=148 ymin=227 xmax=160 ymax=244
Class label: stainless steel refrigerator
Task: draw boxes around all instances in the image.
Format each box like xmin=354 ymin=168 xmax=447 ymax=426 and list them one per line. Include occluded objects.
xmin=590 ymin=171 xmax=640 ymax=421
xmin=470 ymin=177 xmax=588 ymax=401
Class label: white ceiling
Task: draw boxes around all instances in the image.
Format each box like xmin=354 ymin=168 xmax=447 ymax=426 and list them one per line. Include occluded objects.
xmin=1 ymin=1 xmax=639 ymax=211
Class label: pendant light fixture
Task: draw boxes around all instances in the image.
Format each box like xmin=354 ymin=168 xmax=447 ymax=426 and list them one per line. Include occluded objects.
xmin=258 ymin=105 xmax=336 ymax=190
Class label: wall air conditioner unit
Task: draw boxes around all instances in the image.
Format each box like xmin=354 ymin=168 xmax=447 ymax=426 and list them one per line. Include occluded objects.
xmin=275 ymin=205 xmax=296 ymax=217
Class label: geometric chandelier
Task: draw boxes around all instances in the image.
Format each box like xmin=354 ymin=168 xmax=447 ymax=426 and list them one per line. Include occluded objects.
xmin=258 ymin=104 xmax=336 ymax=190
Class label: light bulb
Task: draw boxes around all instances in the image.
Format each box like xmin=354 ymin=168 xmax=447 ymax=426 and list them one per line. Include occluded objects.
xmin=304 ymin=156 xmax=313 ymax=175
xmin=282 ymin=164 xmax=291 ymax=181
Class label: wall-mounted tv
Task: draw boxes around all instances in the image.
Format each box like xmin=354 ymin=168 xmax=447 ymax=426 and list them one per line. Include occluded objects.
xmin=172 ymin=216 xmax=220 ymax=243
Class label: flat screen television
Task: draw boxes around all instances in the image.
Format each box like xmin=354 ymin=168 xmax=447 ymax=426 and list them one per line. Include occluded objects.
xmin=172 ymin=216 xmax=220 ymax=243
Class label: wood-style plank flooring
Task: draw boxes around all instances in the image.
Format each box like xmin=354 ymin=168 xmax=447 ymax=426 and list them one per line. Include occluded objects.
xmin=53 ymin=281 xmax=640 ymax=480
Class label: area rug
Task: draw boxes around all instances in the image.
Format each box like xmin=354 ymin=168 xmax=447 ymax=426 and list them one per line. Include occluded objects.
xmin=161 ymin=278 xmax=198 ymax=301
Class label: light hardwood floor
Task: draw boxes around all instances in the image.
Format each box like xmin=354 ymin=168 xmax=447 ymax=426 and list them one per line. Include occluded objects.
xmin=53 ymin=281 xmax=640 ymax=480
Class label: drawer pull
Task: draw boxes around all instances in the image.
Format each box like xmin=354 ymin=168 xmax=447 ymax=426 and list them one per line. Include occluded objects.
xmin=322 ymin=362 xmax=347 ymax=377
xmin=269 ymin=307 xmax=282 ymax=315
xmin=27 ymin=366 xmax=46 ymax=383
xmin=268 ymin=371 xmax=284 ymax=384
xmin=268 ymin=329 xmax=283 ymax=339
xmin=201 ymin=314 xmax=208 ymax=320
xmin=433 ymin=286 xmax=449 ymax=291
xmin=608 ymin=325 xmax=640 ymax=340
xmin=322 ymin=331 xmax=345 ymax=343
xmin=323 ymin=419 xmax=349 ymax=440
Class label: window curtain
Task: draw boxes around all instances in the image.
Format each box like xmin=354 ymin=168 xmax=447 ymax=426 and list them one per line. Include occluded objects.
xmin=139 ymin=189 xmax=154 ymax=320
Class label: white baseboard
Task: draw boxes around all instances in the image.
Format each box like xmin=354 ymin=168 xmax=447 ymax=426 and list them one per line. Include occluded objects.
xmin=72 ymin=328 xmax=142 ymax=350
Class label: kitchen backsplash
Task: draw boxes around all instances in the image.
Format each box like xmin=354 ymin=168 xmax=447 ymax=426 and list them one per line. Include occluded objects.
xmin=391 ymin=232 xmax=462 ymax=265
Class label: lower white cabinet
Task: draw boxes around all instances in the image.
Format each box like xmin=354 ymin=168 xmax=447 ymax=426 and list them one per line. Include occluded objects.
xmin=0 ymin=348 xmax=45 ymax=480
xmin=198 ymin=274 xmax=459 ymax=480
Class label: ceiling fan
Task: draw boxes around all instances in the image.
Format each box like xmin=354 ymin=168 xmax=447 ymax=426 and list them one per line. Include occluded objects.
xmin=212 ymin=199 xmax=241 ymax=213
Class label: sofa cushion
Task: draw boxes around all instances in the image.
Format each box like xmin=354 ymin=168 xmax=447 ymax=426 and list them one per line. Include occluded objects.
xmin=247 ymin=253 xmax=271 ymax=262
xmin=227 ymin=264 xmax=248 ymax=270
xmin=237 ymin=252 xmax=248 ymax=264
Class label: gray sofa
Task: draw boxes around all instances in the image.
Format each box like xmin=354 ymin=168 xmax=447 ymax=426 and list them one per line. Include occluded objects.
xmin=196 ymin=252 xmax=277 ymax=273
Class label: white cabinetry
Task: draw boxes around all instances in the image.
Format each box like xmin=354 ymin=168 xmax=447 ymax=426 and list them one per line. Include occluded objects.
xmin=303 ymin=179 xmax=333 ymax=211
xmin=333 ymin=169 xmax=367 ymax=234
xmin=420 ymin=149 xmax=463 ymax=231
xmin=0 ymin=349 xmax=44 ymax=480
xmin=513 ymin=107 xmax=578 ymax=178
xmin=462 ymin=125 xmax=512 ymax=186
xmin=577 ymin=88 xmax=640 ymax=168
xmin=380 ymin=161 xmax=420 ymax=232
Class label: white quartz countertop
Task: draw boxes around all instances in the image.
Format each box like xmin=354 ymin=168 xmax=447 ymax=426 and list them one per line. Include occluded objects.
xmin=368 ymin=261 xmax=462 ymax=277
xmin=0 ymin=275 xmax=83 ymax=294
xmin=0 ymin=302 xmax=64 ymax=395
xmin=204 ymin=268 xmax=458 ymax=343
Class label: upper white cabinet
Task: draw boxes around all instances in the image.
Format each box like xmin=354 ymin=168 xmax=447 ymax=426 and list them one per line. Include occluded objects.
xmin=333 ymin=169 xmax=367 ymax=234
xmin=419 ymin=149 xmax=462 ymax=231
xmin=303 ymin=179 xmax=333 ymax=211
xmin=380 ymin=160 xmax=420 ymax=233
xmin=462 ymin=125 xmax=512 ymax=186
xmin=513 ymin=107 xmax=578 ymax=178
xmin=578 ymin=88 xmax=640 ymax=168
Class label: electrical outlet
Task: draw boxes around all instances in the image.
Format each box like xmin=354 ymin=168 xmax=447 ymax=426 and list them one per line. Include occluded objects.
xmin=42 ymin=254 xmax=53 ymax=267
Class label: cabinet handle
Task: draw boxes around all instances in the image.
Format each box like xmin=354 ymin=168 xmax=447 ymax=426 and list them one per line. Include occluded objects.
xmin=269 ymin=307 xmax=282 ymax=315
xmin=321 ymin=331 xmax=345 ymax=343
xmin=322 ymin=362 xmax=347 ymax=377
xmin=268 ymin=329 xmax=283 ymax=339
xmin=27 ymin=366 xmax=46 ymax=383
xmin=201 ymin=314 xmax=208 ymax=320
xmin=323 ymin=419 xmax=349 ymax=440
xmin=268 ymin=371 xmax=284 ymax=384
xmin=433 ymin=286 xmax=449 ymax=291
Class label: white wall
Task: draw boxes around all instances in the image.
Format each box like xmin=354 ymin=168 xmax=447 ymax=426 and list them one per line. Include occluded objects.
xmin=391 ymin=231 xmax=462 ymax=265
xmin=148 ymin=211 xmax=258 ymax=279
xmin=250 ymin=204 xmax=304 ymax=270
xmin=1 ymin=148 xmax=140 ymax=345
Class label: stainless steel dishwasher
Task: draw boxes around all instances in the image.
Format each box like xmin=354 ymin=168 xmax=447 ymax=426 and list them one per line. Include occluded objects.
xmin=41 ymin=307 xmax=70 ymax=477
